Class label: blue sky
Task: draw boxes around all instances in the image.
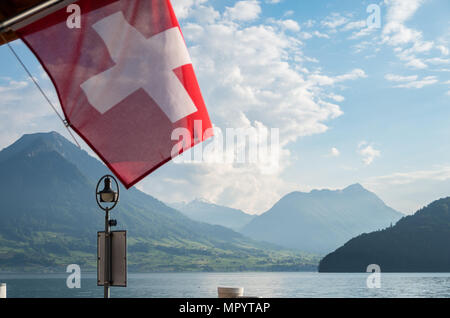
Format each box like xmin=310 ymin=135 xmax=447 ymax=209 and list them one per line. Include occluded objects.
xmin=1 ymin=0 xmax=450 ymax=214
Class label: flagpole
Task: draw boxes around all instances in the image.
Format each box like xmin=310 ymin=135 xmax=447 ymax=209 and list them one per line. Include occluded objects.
xmin=0 ymin=0 xmax=78 ymax=33
xmin=104 ymin=207 xmax=110 ymax=299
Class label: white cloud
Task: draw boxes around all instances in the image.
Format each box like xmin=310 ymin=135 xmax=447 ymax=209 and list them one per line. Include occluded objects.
xmin=405 ymin=58 xmax=427 ymax=69
xmin=321 ymin=14 xmax=373 ymax=40
xmin=342 ymin=20 xmax=366 ymax=32
xmin=328 ymin=93 xmax=345 ymax=102
xmin=348 ymin=26 xmax=377 ymax=40
xmin=335 ymin=68 xmax=367 ymax=81
xmin=385 ymin=73 xmax=438 ymax=89
xmin=321 ymin=13 xmax=349 ymax=30
xmin=278 ymin=19 xmax=301 ymax=32
xmin=224 ymin=0 xmax=261 ymax=22
xmin=383 ymin=23 xmax=422 ymax=46
xmin=397 ymin=76 xmax=438 ymax=88
xmin=309 ymin=69 xmax=367 ymax=86
xmin=425 ymin=57 xmax=450 ymax=65
xmin=171 ymin=0 xmax=207 ymax=20
xmin=312 ymin=30 xmax=330 ymax=39
xmin=437 ymin=45 xmax=449 ymax=56
xmin=380 ymin=0 xmax=446 ymax=70
xmin=0 ymin=79 xmax=28 ymax=93
xmin=385 ymin=74 xmax=418 ymax=82
xmin=358 ymin=141 xmax=380 ymax=165
xmin=367 ymin=166 xmax=450 ymax=186
xmin=384 ymin=0 xmax=424 ymax=24
xmin=189 ymin=5 xmax=221 ymax=24
xmin=330 ymin=147 xmax=340 ymax=157
xmin=267 ymin=18 xmax=300 ymax=32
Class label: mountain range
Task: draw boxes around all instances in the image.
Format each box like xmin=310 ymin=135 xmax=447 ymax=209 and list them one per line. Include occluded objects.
xmin=240 ymin=185 xmax=403 ymax=254
xmin=0 ymin=132 xmax=317 ymax=272
xmin=5 ymin=131 xmax=438 ymax=273
xmin=319 ymin=197 xmax=450 ymax=272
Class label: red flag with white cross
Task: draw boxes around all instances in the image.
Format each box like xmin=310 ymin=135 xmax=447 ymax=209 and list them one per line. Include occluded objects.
xmin=16 ymin=0 xmax=213 ymax=188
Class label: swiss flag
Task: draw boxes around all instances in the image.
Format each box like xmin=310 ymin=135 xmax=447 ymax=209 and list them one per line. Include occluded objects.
xmin=17 ymin=0 xmax=213 ymax=188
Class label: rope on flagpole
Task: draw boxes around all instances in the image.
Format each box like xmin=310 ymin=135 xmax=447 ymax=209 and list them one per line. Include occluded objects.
xmin=0 ymin=34 xmax=81 ymax=148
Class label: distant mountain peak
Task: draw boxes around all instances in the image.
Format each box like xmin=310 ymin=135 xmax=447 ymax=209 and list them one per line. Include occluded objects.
xmin=2 ymin=131 xmax=76 ymax=157
xmin=242 ymin=183 xmax=403 ymax=254
xmin=285 ymin=184 xmax=369 ymax=199
xmin=0 ymin=132 xmax=109 ymax=185
xmin=18 ymin=131 xmax=66 ymax=144
xmin=343 ymin=183 xmax=366 ymax=192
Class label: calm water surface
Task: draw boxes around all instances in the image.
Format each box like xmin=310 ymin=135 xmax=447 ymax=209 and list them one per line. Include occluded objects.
xmin=1 ymin=272 xmax=449 ymax=298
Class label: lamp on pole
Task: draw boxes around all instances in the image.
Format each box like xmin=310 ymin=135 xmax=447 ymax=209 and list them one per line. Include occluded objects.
xmin=96 ymin=175 xmax=119 ymax=299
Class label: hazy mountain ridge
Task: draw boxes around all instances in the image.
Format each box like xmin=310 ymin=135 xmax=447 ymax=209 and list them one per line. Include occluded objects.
xmin=241 ymin=184 xmax=403 ymax=254
xmin=172 ymin=199 xmax=255 ymax=231
xmin=0 ymin=132 xmax=317 ymax=272
xmin=319 ymin=197 xmax=450 ymax=272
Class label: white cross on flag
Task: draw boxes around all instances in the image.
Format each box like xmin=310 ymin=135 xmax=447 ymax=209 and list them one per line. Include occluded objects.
xmin=17 ymin=0 xmax=213 ymax=188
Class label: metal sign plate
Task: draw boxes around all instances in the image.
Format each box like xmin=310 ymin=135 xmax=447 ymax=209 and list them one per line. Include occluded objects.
xmin=97 ymin=230 xmax=127 ymax=287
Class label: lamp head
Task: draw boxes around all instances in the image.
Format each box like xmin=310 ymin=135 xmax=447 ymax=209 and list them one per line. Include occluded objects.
xmin=99 ymin=177 xmax=118 ymax=203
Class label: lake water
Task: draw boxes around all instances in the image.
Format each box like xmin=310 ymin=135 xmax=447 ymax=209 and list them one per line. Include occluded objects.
xmin=1 ymin=272 xmax=449 ymax=298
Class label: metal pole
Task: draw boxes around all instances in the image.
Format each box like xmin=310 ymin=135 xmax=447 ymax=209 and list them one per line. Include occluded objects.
xmin=104 ymin=207 xmax=110 ymax=299
xmin=0 ymin=283 xmax=6 ymax=298
xmin=0 ymin=0 xmax=77 ymax=33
